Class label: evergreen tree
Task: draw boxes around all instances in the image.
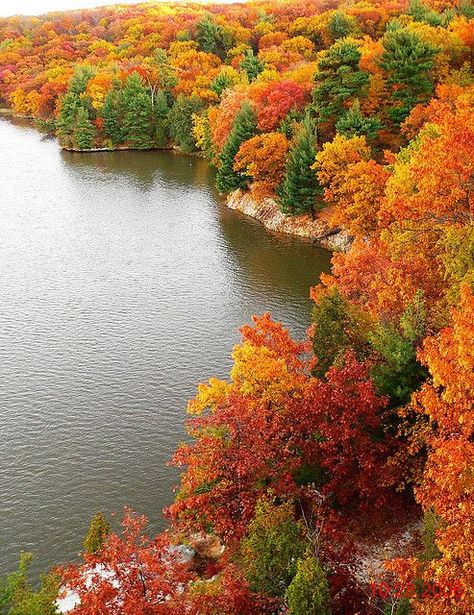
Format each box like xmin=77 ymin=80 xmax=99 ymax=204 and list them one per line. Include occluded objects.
xmin=56 ymin=90 xmax=82 ymax=147
xmin=277 ymin=115 xmax=322 ymax=216
xmin=336 ymin=100 xmax=382 ymax=140
xmin=285 ymin=554 xmax=331 ymax=615
xmin=195 ymin=16 xmax=232 ymax=60
xmin=241 ymin=499 xmax=306 ymax=598
xmin=328 ymin=10 xmax=359 ymax=41
xmin=153 ymin=89 xmax=170 ymax=148
xmin=239 ymin=49 xmax=264 ymax=82
xmin=168 ymin=95 xmax=204 ymax=153
xmin=83 ymin=511 xmax=110 ymax=555
xmin=103 ymin=82 xmax=123 ymax=146
xmin=0 ymin=552 xmax=59 ymax=615
xmin=73 ymin=105 xmax=95 ymax=150
xmin=121 ymin=72 xmax=154 ymax=149
xmin=379 ymin=25 xmax=437 ymax=124
xmin=215 ymin=102 xmax=257 ymax=193
xmin=313 ymin=40 xmax=369 ymax=128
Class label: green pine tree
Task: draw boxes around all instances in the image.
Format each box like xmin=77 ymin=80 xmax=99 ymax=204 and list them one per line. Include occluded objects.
xmin=241 ymin=498 xmax=307 ymax=598
xmin=121 ymin=72 xmax=154 ymax=149
xmin=73 ymin=105 xmax=95 ymax=150
xmin=215 ymin=102 xmax=257 ymax=193
xmin=103 ymin=82 xmax=124 ymax=146
xmin=286 ymin=554 xmax=331 ymax=615
xmin=277 ymin=115 xmax=322 ymax=216
xmin=56 ymin=90 xmax=82 ymax=148
xmin=83 ymin=511 xmax=110 ymax=555
xmin=239 ymin=49 xmax=264 ymax=82
xmin=153 ymin=90 xmax=170 ymax=148
xmin=335 ymin=99 xmax=382 ymax=140
xmin=168 ymin=95 xmax=203 ymax=153
xmin=313 ymin=39 xmax=369 ymax=128
xmin=379 ymin=25 xmax=438 ymax=124
xmin=195 ymin=15 xmax=233 ymax=60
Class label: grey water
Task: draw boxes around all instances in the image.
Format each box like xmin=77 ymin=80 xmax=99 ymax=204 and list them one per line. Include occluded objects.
xmin=0 ymin=117 xmax=331 ymax=578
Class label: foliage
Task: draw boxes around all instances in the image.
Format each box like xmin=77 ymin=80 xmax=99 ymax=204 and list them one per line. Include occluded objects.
xmin=241 ymin=498 xmax=306 ymax=597
xmin=277 ymin=115 xmax=322 ymax=216
xmin=168 ymin=95 xmax=203 ymax=153
xmin=285 ymin=554 xmax=331 ymax=615
xmin=0 ymin=553 xmax=59 ymax=615
xmin=83 ymin=512 xmax=110 ymax=555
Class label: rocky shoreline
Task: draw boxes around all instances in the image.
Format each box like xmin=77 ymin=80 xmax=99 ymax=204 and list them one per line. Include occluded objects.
xmin=226 ymin=189 xmax=352 ymax=251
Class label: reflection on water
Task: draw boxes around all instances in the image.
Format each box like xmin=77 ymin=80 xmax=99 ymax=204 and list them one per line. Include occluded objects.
xmin=0 ymin=117 xmax=331 ymax=578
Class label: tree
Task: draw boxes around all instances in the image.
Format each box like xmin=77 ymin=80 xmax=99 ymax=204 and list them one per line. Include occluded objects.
xmin=241 ymin=499 xmax=306 ymax=597
xmin=313 ymin=39 xmax=369 ymax=131
xmin=286 ymin=554 xmax=331 ymax=615
xmin=0 ymin=552 xmax=59 ymax=615
xmin=215 ymin=102 xmax=257 ymax=193
xmin=121 ymin=72 xmax=153 ymax=149
xmin=73 ymin=105 xmax=95 ymax=150
xmin=102 ymin=82 xmax=123 ymax=146
xmin=59 ymin=509 xmax=194 ymax=615
xmin=277 ymin=115 xmax=322 ymax=216
xmin=83 ymin=512 xmax=110 ymax=555
xmin=233 ymin=131 xmax=289 ymax=194
xmin=239 ymin=49 xmax=264 ymax=82
xmin=379 ymin=25 xmax=437 ymax=124
xmin=196 ymin=16 xmax=233 ymax=60
xmin=168 ymin=95 xmax=203 ymax=153
xmin=335 ymin=99 xmax=382 ymax=140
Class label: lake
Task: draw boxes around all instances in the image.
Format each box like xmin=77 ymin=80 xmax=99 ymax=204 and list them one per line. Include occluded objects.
xmin=0 ymin=117 xmax=331 ymax=577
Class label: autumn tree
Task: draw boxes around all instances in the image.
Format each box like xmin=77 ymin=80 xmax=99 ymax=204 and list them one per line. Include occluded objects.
xmin=168 ymin=95 xmax=203 ymax=153
xmin=121 ymin=72 xmax=154 ymax=149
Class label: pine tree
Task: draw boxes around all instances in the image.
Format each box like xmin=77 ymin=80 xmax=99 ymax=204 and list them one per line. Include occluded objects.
xmin=215 ymin=102 xmax=257 ymax=193
xmin=239 ymin=49 xmax=264 ymax=82
xmin=277 ymin=115 xmax=322 ymax=216
xmin=168 ymin=95 xmax=203 ymax=153
xmin=379 ymin=25 xmax=437 ymax=124
xmin=103 ymin=82 xmax=123 ymax=146
xmin=73 ymin=105 xmax=95 ymax=150
xmin=286 ymin=554 xmax=331 ymax=615
xmin=56 ymin=90 xmax=82 ymax=148
xmin=83 ymin=512 xmax=110 ymax=555
xmin=121 ymin=72 xmax=154 ymax=149
xmin=153 ymin=89 xmax=170 ymax=148
xmin=335 ymin=99 xmax=382 ymax=140
xmin=313 ymin=40 xmax=369 ymax=128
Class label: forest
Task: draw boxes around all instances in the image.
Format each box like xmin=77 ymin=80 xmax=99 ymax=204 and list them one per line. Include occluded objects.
xmin=0 ymin=0 xmax=473 ymax=613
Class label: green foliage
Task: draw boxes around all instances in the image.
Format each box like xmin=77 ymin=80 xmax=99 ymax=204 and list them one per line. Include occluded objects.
xmin=121 ymin=72 xmax=154 ymax=149
xmin=379 ymin=26 xmax=438 ymax=124
xmin=0 ymin=553 xmax=59 ymax=615
xmin=83 ymin=511 xmax=110 ymax=555
xmin=73 ymin=105 xmax=95 ymax=150
xmin=241 ymin=498 xmax=307 ymax=597
xmin=419 ymin=509 xmax=442 ymax=561
xmin=239 ymin=49 xmax=264 ymax=82
xmin=195 ymin=16 xmax=233 ymax=60
xmin=103 ymin=82 xmax=123 ymax=146
xmin=215 ymin=102 xmax=257 ymax=192
xmin=168 ymin=95 xmax=204 ymax=153
xmin=277 ymin=115 xmax=322 ymax=216
xmin=153 ymin=90 xmax=170 ymax=148
xmin=336 ymin=99 xmax=382 ymax=140
xmin=328 ymin=10 xmax=359 ymax=41
xmin=285 ymin=554 xmax=331 ymax=615
xmin=151 ymin=48 xmax=178 ymax=91
xmin=56 ymin=91 xmax=82 ymax=147
xmin=385 ymin=599 xmax=412 ymax=615
xmin=313 ymin=40 xmax=369 ymax=127
xmin=368 ymin=292 xmax=427 ymax=407
xmin=408 ymin=0 xmax=442 ymax=26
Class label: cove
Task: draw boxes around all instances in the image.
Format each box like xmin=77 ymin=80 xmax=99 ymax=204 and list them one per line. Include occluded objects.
xmin=0 ymin=117 xmax=331 ymax=578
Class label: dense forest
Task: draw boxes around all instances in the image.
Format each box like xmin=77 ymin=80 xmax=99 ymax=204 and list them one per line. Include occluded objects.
xmin=0 ymin=0 xmax=473 ymax=613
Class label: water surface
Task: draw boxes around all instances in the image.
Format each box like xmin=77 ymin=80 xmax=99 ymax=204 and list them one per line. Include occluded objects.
xmin=0 ymin=118 xmax=331 ymax=577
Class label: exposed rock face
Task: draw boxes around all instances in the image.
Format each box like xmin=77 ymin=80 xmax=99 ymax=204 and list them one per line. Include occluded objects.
xmin=226 ymin=189 xmax=352 ymax=252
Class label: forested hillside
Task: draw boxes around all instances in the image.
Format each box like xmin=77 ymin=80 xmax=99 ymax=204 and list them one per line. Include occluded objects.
xmin=0 ymin=0 xmax=473 ymax=613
